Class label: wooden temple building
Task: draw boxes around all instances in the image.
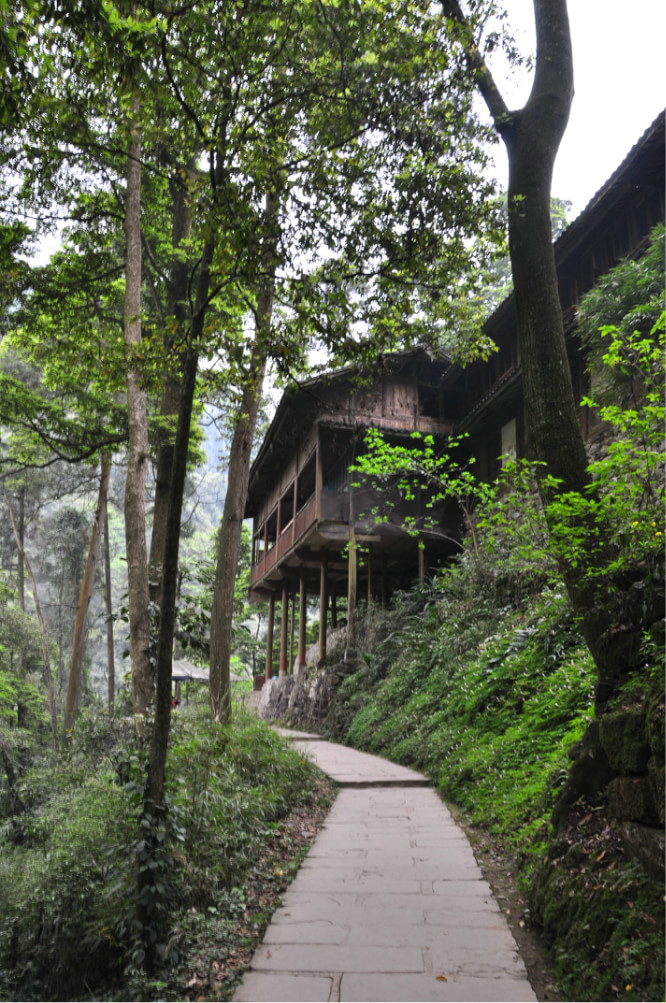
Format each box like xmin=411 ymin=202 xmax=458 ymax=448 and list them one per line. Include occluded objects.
xmin=245 ymin=113 xmax=665 ymax=682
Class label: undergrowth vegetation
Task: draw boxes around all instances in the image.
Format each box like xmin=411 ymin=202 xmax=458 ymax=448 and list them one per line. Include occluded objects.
xmin=321 ymin=558 xmax=663 ymax=1001
xmin=326 ymin=572 xmax=596 ymax=870
xmin=0 ymin=705 xmax=332 ymax=1001
xmin=317 ymin=263 xmax=665 ymax=1000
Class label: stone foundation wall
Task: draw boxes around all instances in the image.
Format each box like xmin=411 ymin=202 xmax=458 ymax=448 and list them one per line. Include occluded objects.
xmin=249 ymin=628 xmax=350 ymax=729
xmin=555 ymin=696 xmax=665 ymax=877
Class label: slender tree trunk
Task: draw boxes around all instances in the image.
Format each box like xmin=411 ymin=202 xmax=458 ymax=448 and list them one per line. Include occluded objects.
xmin=57 ymin=570 xmax=65 ymax=694
xmin=3 ymin=487 xmax=57 ymax=740
xmin=209 ymin=188 xmax=279 ymax=724
xmin=123 ymin=110 xmax=152 ymax=716
xmin=17 ymin=486 xmax=24 ymax=612
xmin=144 ymin=234 xmax=214 ymax=814
xmin=208 ymin=338 xmax=269 ymax=722
xmin=148 ymin=158 xmax=196 ymax=603
xmin=63 ymin=453 xmax=112 ymax=737
xmin=103 ymin=507 xmax=116 ymax=714
xmin=17 ymin=485 xmax=25 ymax=674
xmin=139 ymin=238 xmax=214 ymax=969
xmin=145 ymin=347 xmax=200 ymax=808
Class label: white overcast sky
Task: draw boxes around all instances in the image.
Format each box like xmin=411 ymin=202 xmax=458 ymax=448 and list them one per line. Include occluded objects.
xmin=489 ymin=0 xmax=666 ymax=216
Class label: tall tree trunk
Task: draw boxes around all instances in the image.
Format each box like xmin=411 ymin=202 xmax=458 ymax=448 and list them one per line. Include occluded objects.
xmin=144 ymin=234 xmax=214 ymax=813
xmin=103 ymin=507 xmax=116 ymax=714
xmin=208 ymin=340 xmax=269 ymax=723
xmin=3 ymin=487 xmax=57 ymax=740
xmin=442 ymin=0 xmax=648 ymax=707
xmin=144 ymin=344 xmax=200 ymax=810
xmin=123 ymin=110 xmax=152 ymax=716
xmin=17 ymin=485 xmax=24 ymax=612
xmin=63 ymin=453 xmax=112 ymax=737
xmin=502 ymin=5 xmax=584 ymax=493
xmin=17 ymin=485 xmax=25 ymax=674
xmin=139 ymin=239 xmax=213 ymax=968
xmin=209 ymin=188 xmax=279 ymax=724
xmin=500 ymin=3 xmax=639 ymax=707
xmin=439 ymin=2 xmax=663 ymax=825
xmin=148 ymin=158 xmax=197 ymax=604
xmin=56 ymin=569 xmax=65 ymax=695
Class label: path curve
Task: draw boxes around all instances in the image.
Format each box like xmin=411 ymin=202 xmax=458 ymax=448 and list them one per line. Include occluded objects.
xmin=234 ymin=731 xmax=537 ymax=1003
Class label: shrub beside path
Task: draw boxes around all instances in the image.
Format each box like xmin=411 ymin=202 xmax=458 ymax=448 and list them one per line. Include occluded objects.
xmin=234 ymin=730 xmax=537 ymax=1003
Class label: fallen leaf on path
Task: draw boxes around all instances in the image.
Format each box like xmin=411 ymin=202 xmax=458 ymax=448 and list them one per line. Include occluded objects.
xmin=436 ymin=975 xmax=448 ymax=982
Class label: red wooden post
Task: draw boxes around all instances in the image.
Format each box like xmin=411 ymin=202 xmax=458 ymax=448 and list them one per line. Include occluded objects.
xmin=289 ymin=586 xmax=296 ymax=674
xmin=330 ymin=581 xmax=337 ymax=628
xmin=279 ymin=583 xmax=289 ymax=676
xmin=318 ymin=554 xmax=328 ymax=663
xmin=265 ymin=591 xmax=275 ymax=681
xmin=298 ymin=569 xmax=307 ymax=669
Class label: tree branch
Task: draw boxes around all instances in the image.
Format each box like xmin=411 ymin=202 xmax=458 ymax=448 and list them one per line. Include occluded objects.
xmin=439 ymin=0 xmax=512 ymax=133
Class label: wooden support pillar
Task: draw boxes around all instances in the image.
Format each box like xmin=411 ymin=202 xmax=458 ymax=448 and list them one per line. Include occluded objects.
xmin=381 ymin=553 xmax=387 ymax=606
xmin=298 ymin=569 xmax=307 ymax=669
xmin=289 ymin=587 xmax=296 ymax=674
xmin=279 ymin=584 xmax=289 ymax=676
xmin=265 ymin=592 xmax=275 ymax=681
xmin=418 ymin=542 xmax=426 ymax=582
xmin=315 ymin=442 xmax=323 ymax=518
xmin=367 ymin=544 xmax=373 ymax=605
xmin=347 ymin=525 xmax=357 ymax=650
xmin=318 ymin=554 xmax=328 ymax=663
xmin=330 ymin=582 xmax=337 ymax=628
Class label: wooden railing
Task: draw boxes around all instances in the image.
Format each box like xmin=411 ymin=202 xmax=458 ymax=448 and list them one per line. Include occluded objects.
xmin=250 ymin=493 xmax=317 ymax=585
xmin=293 ymin=494 xmax=316 ymax=542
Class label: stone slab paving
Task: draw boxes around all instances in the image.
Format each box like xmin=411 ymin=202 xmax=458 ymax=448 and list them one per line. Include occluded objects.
xmin=234 ymin=737 xmax=536 ymax=1003
xmin=291 ymin=736 xmax=431 ymax=787
xmin=274 ymin=728 xmax=322 ymax=741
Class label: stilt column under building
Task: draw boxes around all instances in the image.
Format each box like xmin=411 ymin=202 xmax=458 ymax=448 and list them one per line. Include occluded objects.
xmin=318 ymin=555 xmax=328 ymax=663
xmin=289 ymin=587 xmax=296 ymax=674
xmin=330 ymin=583 xmax=337 ymax=629
xmin=298 ymin=570 xmax=307 ymax=669
xmin=347 ymin=523 xmax=357 ymax=650
xmin=279 ymin=584 xmax=289 ymax=677
xmin=265 ymin=592 xmax=275 ymax=681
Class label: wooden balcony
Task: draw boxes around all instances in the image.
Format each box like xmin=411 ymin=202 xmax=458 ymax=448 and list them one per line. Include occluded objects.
xmin=250 ymin=493 xmax=319 ymax=587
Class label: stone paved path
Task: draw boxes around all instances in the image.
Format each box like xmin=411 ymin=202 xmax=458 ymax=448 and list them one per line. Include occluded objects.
xmin=234 ymin=732 xmax=536 ymax=1003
